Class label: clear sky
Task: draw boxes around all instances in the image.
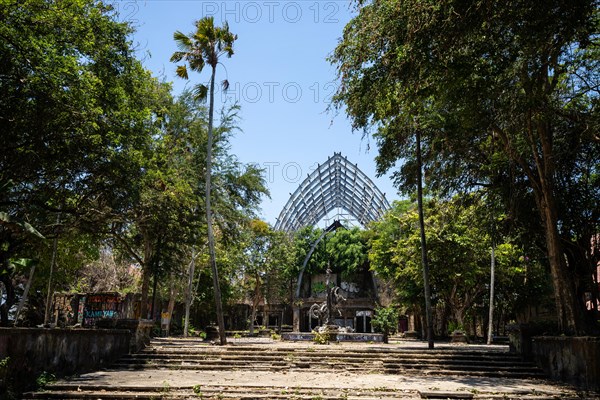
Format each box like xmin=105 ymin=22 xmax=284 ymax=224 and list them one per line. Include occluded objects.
xmin=117 ymin=0 xmax=400 ymax=226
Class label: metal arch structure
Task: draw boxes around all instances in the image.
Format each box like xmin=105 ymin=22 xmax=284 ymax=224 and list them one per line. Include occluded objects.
xmin=295 ymin=220 xmax=343 ymax=298
xmin=274 ymin=152 xmax=391 ymax=232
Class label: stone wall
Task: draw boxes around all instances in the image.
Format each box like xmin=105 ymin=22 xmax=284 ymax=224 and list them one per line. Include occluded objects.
xmin=0 ymin=327 xmax=131 ymax=393
xmin=531 ymin=336 xmax=600 ymax=391
xmin=116 ymin=319 xmax=153 ymax=352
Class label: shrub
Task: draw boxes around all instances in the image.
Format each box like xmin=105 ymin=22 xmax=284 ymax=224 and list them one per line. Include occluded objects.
xmin=371 ymin=306 xmax=399 ymax=343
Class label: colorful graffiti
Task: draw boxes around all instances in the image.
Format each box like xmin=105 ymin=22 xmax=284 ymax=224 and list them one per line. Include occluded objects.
xmin=53 ymin=294 xmax=80 ymax=326
xmin=82 ymin=293 xmax=121 ymax=327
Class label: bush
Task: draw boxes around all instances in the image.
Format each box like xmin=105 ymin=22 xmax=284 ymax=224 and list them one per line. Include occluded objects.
xmin=447 ymin=321 xmax=465 ymax=335
xmin=372 ymin=306 xmax=399 ymax=343
xmin=312 ymin=330 xmax=331 ymax=344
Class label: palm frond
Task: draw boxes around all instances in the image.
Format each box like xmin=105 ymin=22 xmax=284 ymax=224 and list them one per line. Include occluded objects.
xmin=173 ymin=30 xmax=193 ymax=50
xmin=0 ymin=212 xmax=45 ymax=239
xmin=171 ymin=17 xmax=236 ymax=83
xmin=170 ymin=51 xmax=187 ymax=63
xmin=193 ymin=84 xmax=209 ymax=101
xmin=176 ymin=65 xmax=189 ymax=79
xmin=196 ymin=16 xmax=216 ymax=42
xmin=222 ymin=45 xmax=234 ymax=57
xmin=190 ymin=57 xmax=205 ymax=72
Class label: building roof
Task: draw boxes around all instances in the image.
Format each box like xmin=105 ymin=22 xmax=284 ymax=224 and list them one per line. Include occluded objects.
xmin=274 ymin=153 xmax=390 ymax=232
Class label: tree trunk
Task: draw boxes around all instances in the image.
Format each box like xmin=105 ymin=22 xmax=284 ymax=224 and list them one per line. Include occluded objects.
xmin=43 ymin=213 xmax=61 ymax=325
xmin=536 ymin=120 xmax=581 ymax=333
xmin=487 ymin=245 xmax=495 ymax=344
xmin=540 ymin=192 xmax=582 ymax=334
xmin=453 ymin=306 xmax=466 ymax=331
xmin=416 ymin=129 xmax=434 ymax=349
xmin=249 ymin=277 xmax=262 ymax=335
xmin=151 ymin=271 xmax=158 ymax=322
xmin=495 ymin=114 xmax=583 ymax=334
xmin=206 ymin=64 xmax=227 ymax=345
xmin=166 ymin=271 xmax=178 ymax=337
xmin=140 ymin=267 xmax=150 ymax=319
xmin=140 ymin=233 xmax=153 ymax=320
xmin=14 ymin=263 xmax=35 ymax=326
xmin=0 ymin=274 xmax=14 ymax=327
xmin=183 ymin=250 xmax=196 ymax=337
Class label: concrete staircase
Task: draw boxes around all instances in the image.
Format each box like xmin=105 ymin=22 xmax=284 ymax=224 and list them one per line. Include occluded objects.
xmin=23 ymin=384 xmax=418 ymax=399
xmin=24 ymin=338 xmax=580 ymax=400
xmin=111 ymin=339 xmax=545 ymax=379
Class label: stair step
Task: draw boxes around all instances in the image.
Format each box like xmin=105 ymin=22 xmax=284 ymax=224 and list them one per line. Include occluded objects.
xmin=23 ymin=339 xmax=555 ymax=399
xmin=22 ymin=385 xmax=580 ymax=400
xmin=23 ymin=385 xmax=416 ymax=400
xmin=112 ymin=348 xmax=544 ymax=380
xmin=419 ymin=392 xmax=474 ymax=399
xmin=131 ymin=352 xmax=524 ymax=361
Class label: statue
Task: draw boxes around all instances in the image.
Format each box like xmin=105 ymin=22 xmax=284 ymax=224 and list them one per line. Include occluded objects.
xmin=309 ymin=267 xmax=347 ymax=332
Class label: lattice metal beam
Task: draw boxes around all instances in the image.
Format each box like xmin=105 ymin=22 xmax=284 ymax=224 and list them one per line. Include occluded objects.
xmin=274 ymin=152 xmax=391 ymax=232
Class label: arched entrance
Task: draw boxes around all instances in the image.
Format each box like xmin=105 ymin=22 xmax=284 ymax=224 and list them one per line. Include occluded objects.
xmin=274 ymin=153 xmax=391 ymax=332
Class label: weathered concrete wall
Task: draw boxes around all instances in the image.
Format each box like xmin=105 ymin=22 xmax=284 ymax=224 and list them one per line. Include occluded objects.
xmin=0 ymin=327 xmax=130 ymax=391
xmin=531 ymin=336 xmax=600 ymax=391
xmin=116 ymin=319 xmax=153 ymax=352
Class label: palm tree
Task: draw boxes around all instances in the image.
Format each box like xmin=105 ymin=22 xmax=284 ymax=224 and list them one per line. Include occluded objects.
xmin=171 ymin=17 xmax=236 ymax=345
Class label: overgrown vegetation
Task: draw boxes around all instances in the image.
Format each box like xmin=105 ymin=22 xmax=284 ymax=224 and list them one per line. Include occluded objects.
xmin=0 ymin=0 xmax=597 ymax=345
xmin=311 ymin=330 xmax=331 ymax=345
xmin=371 ymin=306 xmax=399 ymax=343
xmin=331 ymin=0 xmax=599 ymax=335
xmin=0 ymin=1 xmax=268 ymax=330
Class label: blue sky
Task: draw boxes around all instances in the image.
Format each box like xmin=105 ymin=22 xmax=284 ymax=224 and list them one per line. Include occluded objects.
xmin=118 ymin=0 xmax=400 ymax=225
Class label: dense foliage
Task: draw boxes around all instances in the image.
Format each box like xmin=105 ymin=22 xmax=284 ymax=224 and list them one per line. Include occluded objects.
xmin=371 ymin=306 xmax=399 ymax=343
xmin=369 ymin=196 xmax=552 ymax=335
xmin=331 ymin=0 xmax=599 ymax=334
xmin=293 ymin=226 xmax=368 ymax=276
xmin=2 ymin=0 xmax=596 ymax=340
xmin=0 ymin=0 xmax=163 ymax=325
xmin=0 ymin=1 xmax=268 ymax=328
xmin=232 ymin=220 xmax=295 ymax=332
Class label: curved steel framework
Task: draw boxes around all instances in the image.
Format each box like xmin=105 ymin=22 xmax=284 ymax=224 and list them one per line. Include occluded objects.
xmin=275 ymin=152 xmax=391 ymax=232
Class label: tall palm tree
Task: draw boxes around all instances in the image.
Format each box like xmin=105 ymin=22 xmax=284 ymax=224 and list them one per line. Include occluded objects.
xmin=171 ymin=17 xmax=236 ymax=345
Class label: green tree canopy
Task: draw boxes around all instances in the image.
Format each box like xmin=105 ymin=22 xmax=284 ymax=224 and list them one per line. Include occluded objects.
xmin=331 ymin=0 xmax=599 ymax=334
xmin=368 ymin=195 xmax=549 ymax=333
xmin=293 ymin=224 xmax=369 ymax=277
xmin=0 ymin=0 xmax=167 ymax=325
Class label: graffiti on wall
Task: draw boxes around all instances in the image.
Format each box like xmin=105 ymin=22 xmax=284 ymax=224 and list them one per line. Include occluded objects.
xmin=82 ymin=293 xmax=121 ymax=327
xmin=51 ymin=292 xmax=144 ymax=327
xmin=53 ymin=294 xmax=80 ymax=326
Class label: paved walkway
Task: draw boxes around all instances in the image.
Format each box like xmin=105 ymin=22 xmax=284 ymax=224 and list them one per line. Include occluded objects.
xmin=56 ymin=338 xmax=596 ymax=399
xmin=69 ymin=368 xmax=577 ymax=396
